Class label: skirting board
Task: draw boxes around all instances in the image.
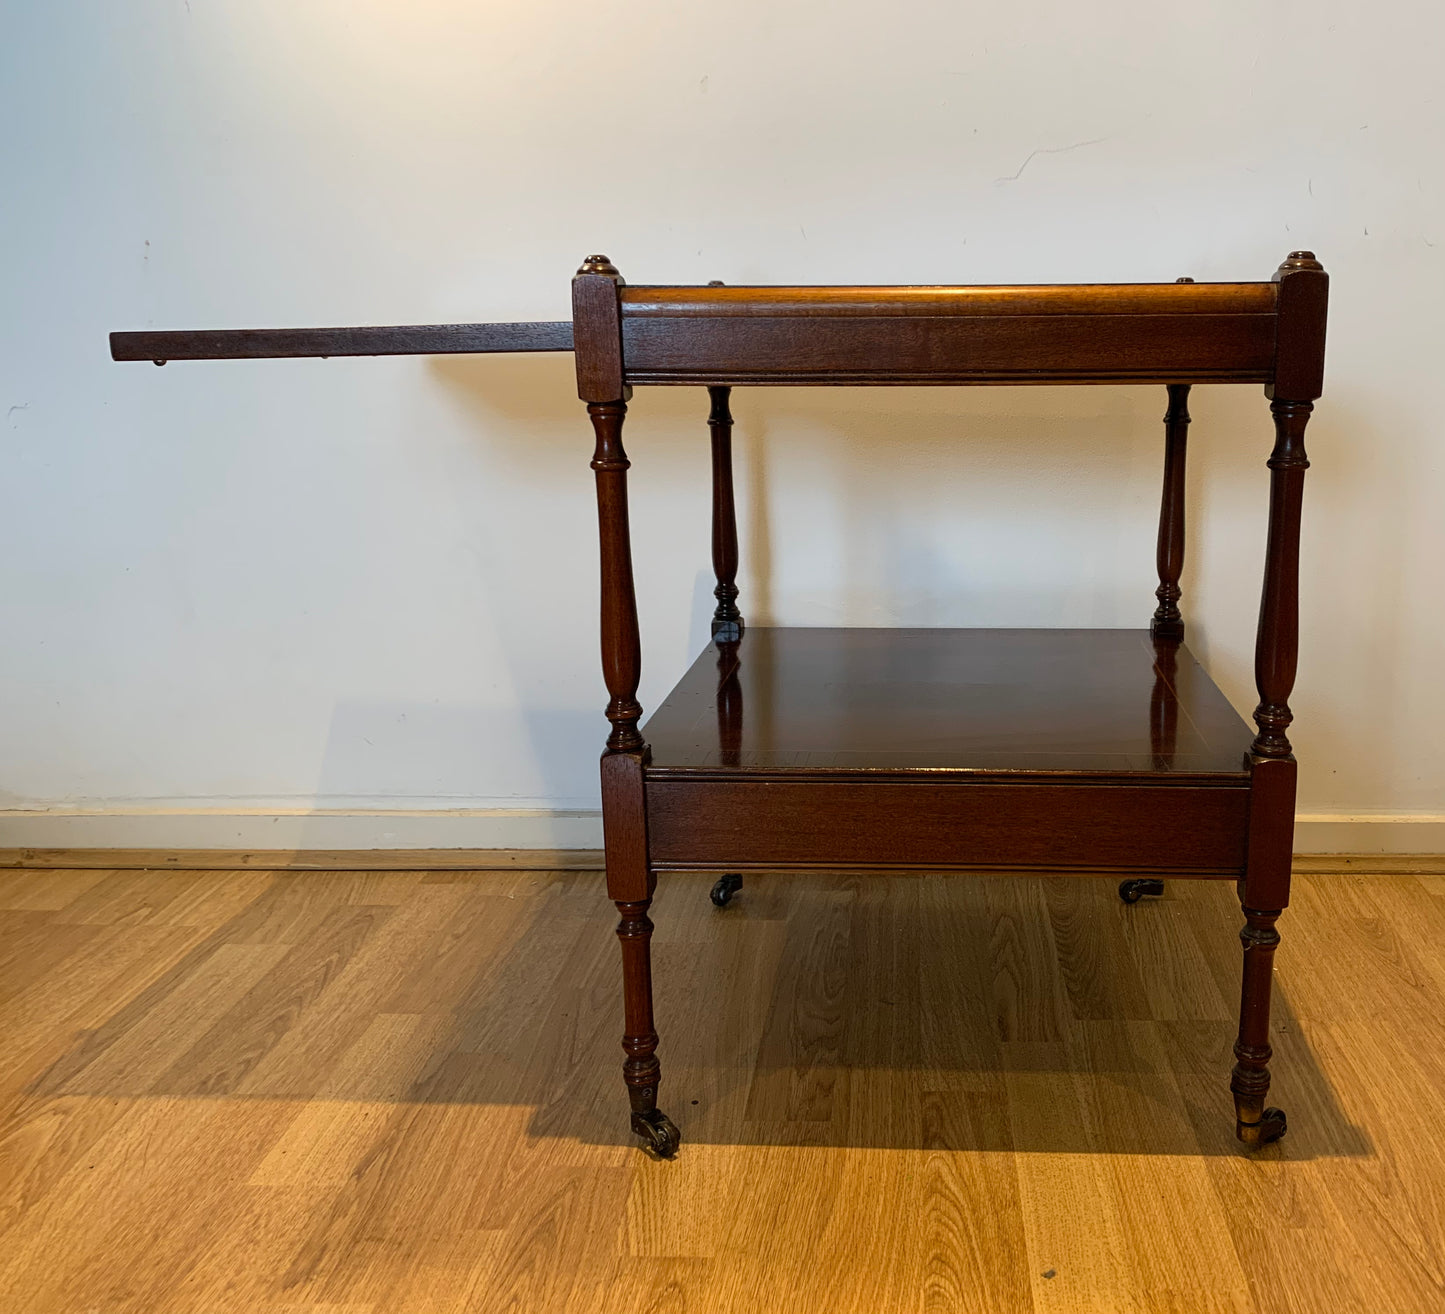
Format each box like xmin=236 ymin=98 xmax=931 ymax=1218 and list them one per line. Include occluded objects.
xmin=0 ymin=847 xmax=605 ymax=871
xmin=2 ymin=849 xmax=1442 ymax=874
xmin=0 ymin=809 xmax=1441 ymax=858
xmin=1293 ymin=814 xmax=1445 ymax=855
xmin=0 ymin=809 xmax=605 ymax=852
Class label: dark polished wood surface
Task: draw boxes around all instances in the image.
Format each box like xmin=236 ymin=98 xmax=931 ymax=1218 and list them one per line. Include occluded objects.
xmin=621 ymin=314 xmax=1276 ymax=387
xmin=619 ymin=280 xmax=1281 ymax=387
xmin=643 ymin=627 xmax=1253 ymax=779
xmin=1151 ymin=379 xmax=1192 ymax=640
xmin=109 ymin=321 xmax=573 ymax=362
xmin=647 ymin=778 xmax=1250 ymax=873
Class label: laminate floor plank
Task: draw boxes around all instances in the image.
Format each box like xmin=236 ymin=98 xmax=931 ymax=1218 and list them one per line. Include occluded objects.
xmin=217 ymin=872 xmax=383 ymax=947
xmin=231 ymin=887 xmax=486 ymax=1101
xmin=919 ymin=1090 xmax=1032 ymax=1314
xmin=144 ymin=867 xmax=278 ymax=931
xmin=1005 ymin=1050 xmax=1143 ymax=1314
xmin=917 ymin=875 xmax=1009 ymax=1092
xmin=742 ymin=879 xmax=854 ymax=1135
xmin=49 ymin=867 xmax=204 ymax=927
xmin=0 ymin=912 xmax=99 ymax=994
xmin=1083 ymin=1023 xmax=1254 ymax=1314
xmin=2 ymin=868 xmax=1444 ymax=1312
xmin=0 ymin=868 xmax=112 ymax=913
xmin=986 ymin=877 xmax=1077 ymax=1045
xmin=0 ymin=1093 xmax=297 ymax=1313
xmin=0 ymin=922 xmax=211 ymax=1099
xmin=563 ymin=1257 xmax=713 ymax=1314
xmin=247 ymin=1012 xmax=457 ymax=1188
xmin=39 ymin=941 xmax=294 ymax=1098
xmin=1113 ymin=885 xmax=1235 ymax=1022
xmin=1041 ymin=878 xmax=1156 ymax=1023
xmin=160 ymin=1182 xmax=383 ymax=1314
xmin=1279 ymin=876 xmax=1441 ymax=1027
xmin=155 ymin=904 xmax=396 ymax=1098
xmin=0 ymin=1093 xmax=136 ymax=1236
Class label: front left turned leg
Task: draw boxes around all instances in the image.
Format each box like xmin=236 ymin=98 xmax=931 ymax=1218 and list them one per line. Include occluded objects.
xmin=615 ymin=899 xmax=679 ymax=1157
xmin=1232 ymin=904 xmax=1288 ymax=1147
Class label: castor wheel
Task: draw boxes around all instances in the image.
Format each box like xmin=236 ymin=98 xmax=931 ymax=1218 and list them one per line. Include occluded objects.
xmin=1118 ymin=878 xmax=1165 ymax=903
xmin=710 ymin=873 xmax=743 ymax=907
xmin=1236 ymin=1107 xmax=1288 ymax=1148
xmin=631 ymin=1109 xmax=681 ymax=1157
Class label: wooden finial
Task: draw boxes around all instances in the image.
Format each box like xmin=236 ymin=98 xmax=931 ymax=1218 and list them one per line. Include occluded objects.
xmin=573 ymin=255 xmax=627 ymax=400
xmin=1269 ymin=250 xmax=1328 ymax=399
xmin=578 ymin=254 xmax=623 ymax=281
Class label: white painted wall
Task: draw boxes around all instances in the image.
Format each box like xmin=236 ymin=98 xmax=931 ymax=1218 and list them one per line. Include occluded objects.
xmin=2 ymin=1 xmax=1442 ymax=851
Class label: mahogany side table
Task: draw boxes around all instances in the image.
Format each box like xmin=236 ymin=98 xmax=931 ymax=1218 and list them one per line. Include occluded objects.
xmin=574 ymin=254 xmax=1326 ymax=1157
xmin=109 ymin=250 xmax=1329 ymax=1160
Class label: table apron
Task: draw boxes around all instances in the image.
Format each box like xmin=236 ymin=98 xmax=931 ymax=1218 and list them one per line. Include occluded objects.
xmin=645 ymin=780 xmax=1250 ymax=873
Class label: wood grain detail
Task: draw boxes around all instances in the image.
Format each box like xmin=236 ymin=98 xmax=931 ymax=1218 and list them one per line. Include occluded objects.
xmin=109 ymin=321 xmax=574 ymax=362
xmin=621 ymin=313 xmax=1276 ymax=385
xmin=620 ymin=282 xmax=1278 ymax=317
xmin=647 ymin=780 xmax=1249 ymax=871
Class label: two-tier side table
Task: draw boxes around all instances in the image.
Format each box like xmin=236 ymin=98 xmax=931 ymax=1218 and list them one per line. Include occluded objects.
xmin=110 ymin=250 xmax=1329 ymax=1160
xmin=574 ymin=252 xmax=1326 ymax=1157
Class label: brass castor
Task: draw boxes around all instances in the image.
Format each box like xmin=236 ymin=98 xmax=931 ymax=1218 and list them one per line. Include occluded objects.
xmin=1119 ymin=878 xmax=1166 ymax=903
xmin=631 ymin=1109 xmax=681 ymax=1157
xmin=1236 ymin=1107 xmax=1288 ymax=1148
xmin=710 ymin=873 xmax=743 ymax=907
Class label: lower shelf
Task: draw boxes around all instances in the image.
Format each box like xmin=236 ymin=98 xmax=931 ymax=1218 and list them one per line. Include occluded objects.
xmin=640 ymin=627 xmax=1257 ymax=873
xmin=643 ymin=626 xmax=1254 ymax=778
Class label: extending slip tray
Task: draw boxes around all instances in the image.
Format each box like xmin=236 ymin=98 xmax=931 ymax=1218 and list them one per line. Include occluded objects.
xmin=643 ymin=627 xmax=1255 ymax=874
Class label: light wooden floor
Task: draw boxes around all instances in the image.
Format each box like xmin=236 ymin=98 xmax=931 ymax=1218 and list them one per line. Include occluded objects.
xmin=3 ymin=865 xmax=1444 ymax=1313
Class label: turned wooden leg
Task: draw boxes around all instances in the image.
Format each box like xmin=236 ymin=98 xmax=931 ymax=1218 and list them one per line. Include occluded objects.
xmin=1251 ymin=398 xmax=1311 ymax=760
xmin=589 ymin=400 xmax=644 ymax=753
xmin=615 ymin=899 xmax=679 ymax=1156
xmin=1232 ymin=903 xmax=1287 ymax=1147
xmin=708 ymin=383 xmax=744 ymax=643
xmin=1150 ymin=379 xmax=1191 ymax=641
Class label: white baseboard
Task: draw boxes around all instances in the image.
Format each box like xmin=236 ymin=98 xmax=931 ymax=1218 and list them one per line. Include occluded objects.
xmin=0 ymin=808 xmax=605 ymax=851
xmin=1292 ymin=814 xmax=1445 ymax=855
xmin=0 ymin=808 xmax=1439 ymax=856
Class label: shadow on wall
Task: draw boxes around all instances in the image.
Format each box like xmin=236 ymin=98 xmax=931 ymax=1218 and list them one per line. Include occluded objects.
xmin=428 ymin=352 xmax=1161 ymax=633
xmin=303 ymin=701 xmax=603 ymax=819
xmin=421 ymin=352 xmax=1381 ymax=806
xmin=423 ymin=351 xmax=1373 ymax=628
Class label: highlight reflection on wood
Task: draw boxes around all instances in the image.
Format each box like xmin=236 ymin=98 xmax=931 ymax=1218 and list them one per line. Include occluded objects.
xmin=2 ymin=864 xmax=1440 ymax=1313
